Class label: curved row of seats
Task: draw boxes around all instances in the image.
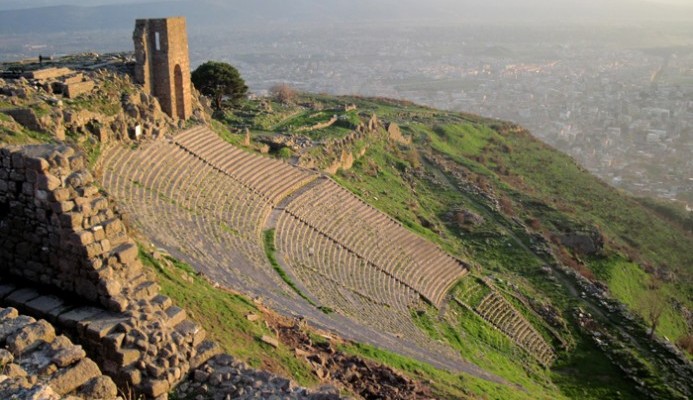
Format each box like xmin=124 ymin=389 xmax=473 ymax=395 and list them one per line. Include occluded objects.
xmin=475 ymin=292 xmax=555 ymax=366
xmin=174 ymin=126 xmax=466 ymax=308
xmin=281 ymin=179 xmax=467 ymax=307
xmin=174 ymin=126 xmax=317 ymax=205
xmin=101 ymin=140 xmax=281 ymax=293
xmin=275 ymin=212 xmax=445 ymax=344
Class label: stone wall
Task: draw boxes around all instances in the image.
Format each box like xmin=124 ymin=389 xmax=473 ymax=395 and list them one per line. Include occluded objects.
xmin=0 ymin=144 xmax=144 ymax=312
xmin=0 ymin=144 xmax=226 ymax=398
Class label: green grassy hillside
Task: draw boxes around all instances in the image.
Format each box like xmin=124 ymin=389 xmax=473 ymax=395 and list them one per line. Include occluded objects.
xmin=216 ymin=93 xmax=692 ymax=399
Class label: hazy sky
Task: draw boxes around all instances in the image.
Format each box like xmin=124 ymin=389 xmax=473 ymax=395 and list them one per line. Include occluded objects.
xmin=0 ymin=0 xmax=691 ymax=24
xmin=2 ymin=0 xmax=693 ymax=9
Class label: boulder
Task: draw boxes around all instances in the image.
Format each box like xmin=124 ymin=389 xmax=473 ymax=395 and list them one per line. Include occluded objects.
xmin=7 ymin=320 xmax=56 ymax=355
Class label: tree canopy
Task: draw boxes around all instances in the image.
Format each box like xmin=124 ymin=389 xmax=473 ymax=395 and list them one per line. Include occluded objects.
xmin=191 ymin=61 xmax=248 ymax=110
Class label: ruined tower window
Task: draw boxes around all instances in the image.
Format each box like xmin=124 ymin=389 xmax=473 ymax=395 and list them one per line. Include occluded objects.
xmin=155 ymin=32 xmax=161 ymax=51
xmin=0 ymin=200 xmax=9 ymax=222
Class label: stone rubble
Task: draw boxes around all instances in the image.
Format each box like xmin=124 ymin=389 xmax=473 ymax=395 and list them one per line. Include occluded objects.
xmin=0 ymin=306 xmax=119 ymax=400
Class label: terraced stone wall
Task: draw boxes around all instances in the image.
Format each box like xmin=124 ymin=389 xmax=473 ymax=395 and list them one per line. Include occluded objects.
xmin=0 ymin=144 xmax=142 ymax=313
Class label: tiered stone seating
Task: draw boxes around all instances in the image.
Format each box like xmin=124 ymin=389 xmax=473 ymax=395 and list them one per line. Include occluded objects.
xmin=100 ymin=126 xmax=476 ymax=373
xmin=101 ymin=140 xmax=281 ymax=293
xmin=474 ymin=292 xmax=555 ymax=366
xmin=276 ymin=213 xmax=434 ymax=340
xmin=279 ymin=178 xmax=467 ymax=307
xmin=174 ymin=126 xmax=317 ymax=204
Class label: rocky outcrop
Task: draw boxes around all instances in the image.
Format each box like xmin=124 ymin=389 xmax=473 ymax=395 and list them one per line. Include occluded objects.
xmin=176 ymin=354 xmax=342 ymax=400
xmin=387 ymin=122 xmax=411 ymax=145
xmin=556 ymin=228 xmax=603 ymax=256
xmin=0 ymin=69 xmax=179 ymax=143
xmin=275 ymin=321 xmax=431 ymax=400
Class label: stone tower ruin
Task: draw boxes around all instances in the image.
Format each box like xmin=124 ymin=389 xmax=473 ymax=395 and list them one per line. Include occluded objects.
xmin=133 ymin=17 xmax=192 ymax=120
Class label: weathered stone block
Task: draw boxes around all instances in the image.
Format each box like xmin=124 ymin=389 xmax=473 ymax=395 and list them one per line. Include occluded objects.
xmin=79 ymin=376 xmax=118 ymax=400
xmin=103 ymin=219 xmax=123 ymax=237
xmin=51 ymin=200 xmax=75 ymax=213
xmin=100 ymin=277 xmax=120 ymax=296
xmin=66 ymin=171 xmax=93 ymax=188
xmin=10 ymin=152 xmax=25 ymax=169
xmin=92 ymin=225 xmax=105 ymax=241
xmin=261 ymin=335 xmax=279 ymax=348
xmin=100 ymin=239 xmax=112 ymax=253
xmin=190 ymin=340 xmax=221 ymax=369
xmin=37 ymin=174 xmax=61 ymax=191
xmin=21 ymin=181 xmax=33 ymax=195
xmin=0 ymin=315 xmax=36 ymax=346
xmin=71 ymin=230 xmax=94 ymax=246
xmin=47 ymin=358 xmax=101 ymax=395
xmin=57 ymin=307 xmax=103 ymax=331
xmin=75 ymin=278 xmax=98 ymax=302
xmin=24 ymin=295 xmax=68 ymax=319
xmin=25 ymin=158 xmax=49 ymax=173
xmin=82 ymin=312 xmax=127 ymax=341
xmin=0 ymin=283 xmax=18 ymax=299
xmin=79 ymin=185 xmax=99 ymax=198
xmin=151 ymin=294 xmax=172 ymax=310
xmin=120 ymin=367 xmax=142 ymax=386
xmin=91 ymin=197 xmax=108 ymax=213
xmin=10 ymin=170 xmax=26 ymax=181
xmin=6 ymin=319 xmax=56 ymax=355
xmin=64 ymin=80 xmax=95 ymax=99
xmin=5 ymin=287 xmax=41 ymax=308
xmin=84 ymin=242 xmax=103 ymax=259
xmin=114 ymin=242 xmax=138 ymax=264
xmin=142 ymin=379 xmax=169 ymax=398
xmin=164 ymin=306 xmax=186 ymax=327
xmin=103 ymin=332 xmax=125 ymax=353
xmin=51 ymin=344 xmax=86 ymax=367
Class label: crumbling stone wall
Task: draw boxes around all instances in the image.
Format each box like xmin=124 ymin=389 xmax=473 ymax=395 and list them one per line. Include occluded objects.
xmin=0 ymin=144 xmax=221 ymax=398
xmin=0 ymin=144 xmax=142 ymax=312
xmin=133 ymin=17 xmax=192 ymax=121
xmin=0 ymin=306 xmax=119 ymax=400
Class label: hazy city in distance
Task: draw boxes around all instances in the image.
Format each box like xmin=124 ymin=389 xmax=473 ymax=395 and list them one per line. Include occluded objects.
xmin=1 ymin=0 xmax=692 ymax=204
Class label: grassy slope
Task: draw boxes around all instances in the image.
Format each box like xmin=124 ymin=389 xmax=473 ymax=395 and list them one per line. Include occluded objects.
xmin=264 ymin=95 xmax=690 ymax=399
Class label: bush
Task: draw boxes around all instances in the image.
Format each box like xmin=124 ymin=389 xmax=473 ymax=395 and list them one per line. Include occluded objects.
xmin=269 ymin=83 xmax=298 ymax=105
xmin=277 ymin=147 xmax=293 ymax=159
